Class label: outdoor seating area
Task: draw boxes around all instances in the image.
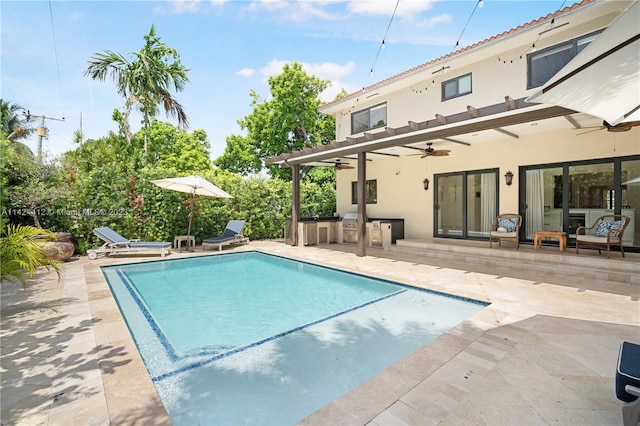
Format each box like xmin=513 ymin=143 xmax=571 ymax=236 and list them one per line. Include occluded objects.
xmin=576 ymin=214 xmax=631 ymax=258
xmin=87 ymin=227 xmax=172 ymax=259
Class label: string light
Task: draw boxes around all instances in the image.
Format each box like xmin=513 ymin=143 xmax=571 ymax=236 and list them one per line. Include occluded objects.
xmin=498 ymin=1 xmax=567 ymax=66
xmin=337 ymin=0 xmax=399 ymax=121
xmin=412 ymin=0 xmax=484 ymax=96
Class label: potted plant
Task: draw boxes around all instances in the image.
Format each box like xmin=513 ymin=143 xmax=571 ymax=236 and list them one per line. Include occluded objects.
xmin=0 ymin=218 xmax=62 ymax=288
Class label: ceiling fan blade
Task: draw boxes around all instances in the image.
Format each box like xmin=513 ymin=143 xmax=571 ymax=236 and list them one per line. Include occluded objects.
xmin=432 ymin=150 xmax=450 ymax=156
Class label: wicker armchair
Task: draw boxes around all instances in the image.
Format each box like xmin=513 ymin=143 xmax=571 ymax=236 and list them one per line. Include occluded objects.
xmin=489 ymin=213 xmax=522 ymax=249
xmin=575 ymin=214 xmax=630 ymax=258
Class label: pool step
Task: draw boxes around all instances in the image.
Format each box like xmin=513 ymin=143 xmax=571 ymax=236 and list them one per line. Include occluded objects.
xmin=388 ymin=239 xmax=639 ymax=285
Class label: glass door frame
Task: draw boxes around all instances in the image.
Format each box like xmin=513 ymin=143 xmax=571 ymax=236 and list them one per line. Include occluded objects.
xmin=518 ymin=154 xmax=640 ymax=249
xmin=434 ymin=168 xmax=499 ymax=240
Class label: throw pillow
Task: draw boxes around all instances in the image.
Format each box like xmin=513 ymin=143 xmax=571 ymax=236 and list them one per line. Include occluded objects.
xmin=498 ymin=217 xmax=518 ymax=232
xmin=593 ymin=220 xmax=612 ymax=237
xmin=610 ymin=220 xmax=625 ymax=236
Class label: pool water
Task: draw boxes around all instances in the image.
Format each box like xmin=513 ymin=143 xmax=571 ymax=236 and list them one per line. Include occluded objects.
xmin=102 ymin=251 xmax=486 ymax=425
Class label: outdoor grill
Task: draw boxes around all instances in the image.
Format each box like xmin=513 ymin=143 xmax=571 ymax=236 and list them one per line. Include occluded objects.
xmin=342 ymin=212 xmax=359 ymax=244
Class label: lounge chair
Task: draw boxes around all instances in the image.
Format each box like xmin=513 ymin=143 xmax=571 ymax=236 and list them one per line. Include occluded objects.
xmin=489 ymin=213 xmax=522 ymax=249
xmin=576 ymin=214 xmax=630 ymax=258
xmin=202 ymin=220 xmax=249 ymax=251
xmin=87 ymin=227 xmax=172 ymax=260
xmin=616 ymin=341 xmax=640 ymax=426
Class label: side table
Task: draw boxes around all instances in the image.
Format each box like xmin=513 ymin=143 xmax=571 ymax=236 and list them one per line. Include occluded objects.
xmin=534 ymin=231 xmax=566 ymax=252
xmin=174 ymin=235 xmax=195 ymax=252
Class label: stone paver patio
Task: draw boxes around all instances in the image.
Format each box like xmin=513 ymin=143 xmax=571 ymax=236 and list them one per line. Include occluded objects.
xmin=1 ymin=240 xmax=638 ymax=425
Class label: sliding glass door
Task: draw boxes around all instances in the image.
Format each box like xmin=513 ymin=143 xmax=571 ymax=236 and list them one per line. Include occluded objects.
xmin=435 ymin=169 xmax=498 ymax=239
xmin=521 ymin=156 xmax=639 ymax=249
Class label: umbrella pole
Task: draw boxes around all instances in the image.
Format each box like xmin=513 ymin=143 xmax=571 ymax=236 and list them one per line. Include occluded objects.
xmin=187 ymin=192 xmax=196 ymax=237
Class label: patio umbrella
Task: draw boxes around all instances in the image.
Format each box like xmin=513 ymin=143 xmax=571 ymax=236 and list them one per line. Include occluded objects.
xmin=151 ymin=175 xmax=233 ymax=237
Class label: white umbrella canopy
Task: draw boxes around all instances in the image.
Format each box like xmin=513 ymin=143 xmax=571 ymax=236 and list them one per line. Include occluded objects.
xmin=527 ymin=1 xmax=640 ymax=126
xmin=151 ymin=175 xmax=233 ymax=237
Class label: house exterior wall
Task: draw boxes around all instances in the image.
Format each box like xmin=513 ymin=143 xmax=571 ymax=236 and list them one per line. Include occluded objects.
xmin=336 ymin=127 xmax=639 ymax=239
xmin=328 ymin=1 xmax=639 ymax=240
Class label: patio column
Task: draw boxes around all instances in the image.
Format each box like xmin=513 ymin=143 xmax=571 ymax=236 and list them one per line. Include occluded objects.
xmin=291 ymin=164 xmax=300 ymax=246
xmin=357 ymin=152 xmax=367 ymax=257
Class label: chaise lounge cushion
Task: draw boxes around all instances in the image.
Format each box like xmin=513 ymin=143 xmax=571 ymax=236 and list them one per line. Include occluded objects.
xmin=617 ymin=341 xmax=640 ymax=402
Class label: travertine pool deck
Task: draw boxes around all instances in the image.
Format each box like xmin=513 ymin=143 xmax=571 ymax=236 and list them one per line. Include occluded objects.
xmin=1 ymin=240 xmax=638 ymax=425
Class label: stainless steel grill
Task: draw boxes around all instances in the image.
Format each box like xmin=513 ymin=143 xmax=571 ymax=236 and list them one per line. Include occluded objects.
xmin=342 ymin=212 xmax=358 ymax=243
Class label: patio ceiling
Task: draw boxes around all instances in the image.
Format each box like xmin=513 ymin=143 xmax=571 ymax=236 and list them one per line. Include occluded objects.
xmin=264 ymin=96 xmax=603 ymax=168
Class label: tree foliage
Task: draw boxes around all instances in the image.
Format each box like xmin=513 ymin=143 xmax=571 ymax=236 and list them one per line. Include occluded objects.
xmin=84 ymin=25 xmax=190 ymax=159
xmin=1 ymin=99 xmax=36 ymax=141
xmin=4 ymin=36 xmax=338 ymax=257
xmin=218 ymin=62 xmax=335 ymax=179
xmin=213 ymin=134 xmax=262 ymax=175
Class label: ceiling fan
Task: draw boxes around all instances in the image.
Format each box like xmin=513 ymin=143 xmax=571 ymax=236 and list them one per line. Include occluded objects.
xmin=415 ymin=142 xmax=450 ymax=158
xmin=577 ymin=120 xmax=640 ymax=135
xmin=333 ymin=159 xmax=354 ymax=170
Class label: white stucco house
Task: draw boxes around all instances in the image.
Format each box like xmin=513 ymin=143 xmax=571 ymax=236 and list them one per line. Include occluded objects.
xmin=265 ymin=0 xmax=640 ymax=256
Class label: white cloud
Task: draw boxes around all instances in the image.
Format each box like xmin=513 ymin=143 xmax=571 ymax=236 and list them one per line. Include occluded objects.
xmin=347 ymin=0 xmax=435 ymax=18
xmin=171 ymin=0 xmax=202 ymax=14
xmin=418 ymin=13 xmax=451 ymax=29
xmin=245 ymin=0 xmax=341 ymax=22
xmin=260 ymin=59 xmax=356 ymax=102
xmin=236 ymin=68 xmax=255 ymax=77
xmin=261 ymin=59 xmax=355 ymax=81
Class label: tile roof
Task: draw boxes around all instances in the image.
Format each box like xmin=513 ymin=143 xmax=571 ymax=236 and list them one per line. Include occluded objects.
xmin=319 ymin=0 xmax=594 ymax=110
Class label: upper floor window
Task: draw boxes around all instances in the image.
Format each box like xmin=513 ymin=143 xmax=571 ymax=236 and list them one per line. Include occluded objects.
xmin=351 ymin=103 xmax=386 ymax=134
xmin=442 ymin=73 xmax=472 ymax=101
xmin=527 ymin=31 xmax=601 ymax=89
xmin=351 ymin=180 xmax=377 ymax=204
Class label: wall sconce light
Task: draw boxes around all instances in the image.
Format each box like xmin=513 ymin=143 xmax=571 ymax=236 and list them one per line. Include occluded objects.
xmin=505 ymin=170 xmax=514 ymax=186
xmin=423 ymin=178 xmax=430 ymax=191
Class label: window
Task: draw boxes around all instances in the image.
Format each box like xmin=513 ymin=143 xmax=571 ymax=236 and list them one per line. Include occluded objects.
xmin=351 ymin=104 xmax=386 ymax=134
xmin=442 ymin=73 xmax=472 ymax=101
xmin=351 ymin=180 xmax=377 ymax=204
xmin=527 ymin=31 xmax=601 ymax=89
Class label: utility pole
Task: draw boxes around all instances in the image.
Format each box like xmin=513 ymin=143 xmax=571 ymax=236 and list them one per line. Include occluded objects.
xmin=23 ymin=111 xmax=65 ymax=160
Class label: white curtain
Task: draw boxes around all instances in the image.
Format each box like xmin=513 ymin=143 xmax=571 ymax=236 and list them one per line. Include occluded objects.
xmin=526 ymin=169 xmax=545 ymax=238
xmin=481 ymin=173 xmax=496 ymax=237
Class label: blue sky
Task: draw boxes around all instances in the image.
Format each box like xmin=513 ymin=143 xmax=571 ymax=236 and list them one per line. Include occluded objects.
xmin=1 ymin=0 xmax=568 ymax=160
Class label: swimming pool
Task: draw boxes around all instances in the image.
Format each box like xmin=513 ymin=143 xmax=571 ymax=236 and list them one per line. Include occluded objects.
xmin=102 ymin=251 xmax=486 ymax=424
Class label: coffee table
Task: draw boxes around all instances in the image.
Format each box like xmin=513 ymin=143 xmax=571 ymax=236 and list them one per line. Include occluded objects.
xmin=534 ymin=231 xmax=567 ymax=252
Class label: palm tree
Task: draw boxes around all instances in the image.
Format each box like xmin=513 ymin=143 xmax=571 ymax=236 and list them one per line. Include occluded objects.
xmin=1 ymin=99 xmax=36 ymax=141
xmin=84 ymin=25 xmax=190 ymax=159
